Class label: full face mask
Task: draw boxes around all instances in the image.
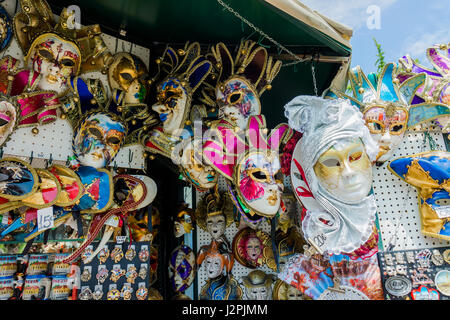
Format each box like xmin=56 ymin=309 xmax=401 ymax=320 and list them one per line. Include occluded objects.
xmin=0 ymin=5 xmax=12 ymax=52
xmin=168 ymin=244 xmax=196 ymax=293
xmin=242 ymin=270 xmax=275 ymax=300
xmin=326 ymin=63 xmax=433 ymax=163
xmin=203 ymin=115 xmax=291 ymax=225
xmin=0 ymin=97 xmax=19 ymax=147
xmin=73 ymin=112 xmax=126 ymax=168
xmin=388 ymin=151 xmax=450 ymax=241
xmin=204 ymin=40 xmax=282 ymax=131
xmin=286 ymin=96 xmax=379 ymax=255
xmin=197 ymin=240 xmax=234 ymax=279
xmin=232 ymin=227 xmax=275 ymax=270
xmin=108 ymin=52 xmax=149 ymax=105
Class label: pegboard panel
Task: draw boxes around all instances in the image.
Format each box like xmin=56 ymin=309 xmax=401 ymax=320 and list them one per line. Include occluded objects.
xmin=374 ymin=130 xmax=450 ymax=251
xmin=0 ymin=0 xmax=149 ymax=169
xmin=195 ymin=174 xmax=294 ymax=299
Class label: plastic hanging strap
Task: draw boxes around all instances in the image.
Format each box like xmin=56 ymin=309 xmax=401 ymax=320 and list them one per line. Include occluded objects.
xmin=72 ymin=211 xmax=83 ymax=238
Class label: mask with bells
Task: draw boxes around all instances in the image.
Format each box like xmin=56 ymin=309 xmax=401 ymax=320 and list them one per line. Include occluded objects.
xmin=286 ymin=96 xmax=379 ymax=256
xmin=327 ymin=63 xmax=444 ymax=163
xmin=14 ymin=0 xmax=112 ymax=96
xmin=203 ymin=40 xmax=282 ymax=131
xmin=203 ymin=115 xmax=292 ymax=225
xmin=242 ymin=270 xmax=276 ymax=300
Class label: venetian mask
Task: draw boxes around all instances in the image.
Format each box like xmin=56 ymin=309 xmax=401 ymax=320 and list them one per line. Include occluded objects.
xmin=232 ymin=227 xmax=275 ymax=270
xmin=313 ymin=137 xmax=373 ymax=204
xmin=168 ymin=245 xmax=196 ymax=293
xmin=236 ymin=150 xmax=283 ymax=217
xmin=108 ymin=52 xmax=148 ymax=104
xmin=174 ymin=206 xmax=194 ymax=238
xmin=26 ymin=34 xmax=81 ymax=95
xmin=207 ymin=41 xmax=282 ymax=131
xmin=197 ymin=240 xmax=234 ymax=279
xmin=73 ymin=112 xmax=126 ymax=168
xmin=242 ymin=270 xmax=275 ymax=300
xmin=363 ymin=105 xmax=408 ymax=162
xmin=388 ymin=151 xmax=450 ymax=241
xmin=179 ymin=138 xmax=218 ymax=190
xmin=0 ymin=98 xmax=19 ymax=147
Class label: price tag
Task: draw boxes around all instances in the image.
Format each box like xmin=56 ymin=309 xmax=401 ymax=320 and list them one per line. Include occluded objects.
xmin=116 ymin=236 xmax=126 ymax=244
xmin=1 ymin=212 xmax=10 ymax=225
xmin=105 ymin=215 xmax=119 ymax=228
xmin=435 ymin=205 xmax=450 ymax=219
xmin=37 ymin=207 xmax=54 ymax=231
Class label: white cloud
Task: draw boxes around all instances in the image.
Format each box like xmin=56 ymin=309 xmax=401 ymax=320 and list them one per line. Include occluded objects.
xmin=300 ymin=0 xmax=398 ymax=29
xmin=400 ymin=28 xmax=450 ymax=67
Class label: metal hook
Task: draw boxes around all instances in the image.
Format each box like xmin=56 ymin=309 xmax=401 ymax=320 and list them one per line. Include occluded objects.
xmin=0 ymin=147 xmax=3 ymax=159
xmin=29 ymin=151 xmax=33 ymax=164
xmin=46 ymin=154 xmax=53 ymax=169
xmin=113 ymin=161 xmax=118 ymax=172
xmin=128 ymin=150 xmax=134 ymax=165
xmin=129 ymin=43 xmax=133 ymax=54
xmin=114 ymin=37 xmax=119 ymax=54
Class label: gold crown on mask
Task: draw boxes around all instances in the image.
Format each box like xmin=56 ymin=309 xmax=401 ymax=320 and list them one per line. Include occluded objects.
xmin=14 ymin=0 xmax=113 ymax=74
xmin=199 ymin=40 xmax=282 ymax=107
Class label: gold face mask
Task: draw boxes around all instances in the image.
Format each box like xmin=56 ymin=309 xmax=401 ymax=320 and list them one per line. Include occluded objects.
xmin=313 ymin=139 xmax=372 ymax=203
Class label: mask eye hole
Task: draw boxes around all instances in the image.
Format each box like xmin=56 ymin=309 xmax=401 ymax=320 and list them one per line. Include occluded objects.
xmin=60 ymin=58 xmax=75 ymax=67
xmin=107 ymin=136 xmax=121 ymax=145
xmin=366 ymin=121 xmax=383 ymax=133
xmin=250 ymin=169 xmax=268 ymax=182
xmin=0 ymin=118 xmax=8 ymax=127
xmin=321 ymin=158 xmax=340 ymax=167
xmin=167 ymin=99 xmax=177 ymax=108
xmin=120 ymin=72 xmax=134 ymax=82
xmin=390 ymin=124 xmax=404 ymax=133
xmin=227 ymin=92 xmax=243 ymax=105
xmin=38 ymin=49 xmax=54 ymax=61
xmin=349 ymin=151 xmax=362 ymax=162
xmin=88 ymin=127 xmax=103 ymax=139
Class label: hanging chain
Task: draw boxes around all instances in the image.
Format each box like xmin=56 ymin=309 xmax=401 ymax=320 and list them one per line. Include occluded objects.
xmin=311 ymin=58 xmax=318 ymax=96
xmin=216 ymin=0 xmax=309 ymax=67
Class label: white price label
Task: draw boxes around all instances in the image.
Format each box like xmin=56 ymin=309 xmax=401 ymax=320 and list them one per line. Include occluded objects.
xmin=105 ymin=215 xmax=119 ymax=228
xmin=116 ymin=236 xmax=126 ymax=244
xmin=1 ymin=212 xmax=10 ymax=225
xmin=37 ymin=207 xmax=54 ymax=231
xmin=435 ymin=205 xmax=450 ymax=219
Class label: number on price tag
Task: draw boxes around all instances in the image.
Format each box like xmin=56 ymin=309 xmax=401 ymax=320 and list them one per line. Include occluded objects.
xmin=37 ymin=207 xmax=54 ymax=231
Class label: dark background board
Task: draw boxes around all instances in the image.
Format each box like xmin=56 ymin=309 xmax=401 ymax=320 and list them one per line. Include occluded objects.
xmin=377 ymin=247 xmax=450 ymax=300
xmin=47 ymin=0 xmax=349 ymax=129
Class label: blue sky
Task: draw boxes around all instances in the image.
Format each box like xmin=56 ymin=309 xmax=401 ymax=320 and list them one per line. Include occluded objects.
xmin=301 ymin=0 xmax=449 ymax=74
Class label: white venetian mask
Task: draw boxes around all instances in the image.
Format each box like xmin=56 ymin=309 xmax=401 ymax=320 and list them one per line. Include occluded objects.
xmin=26 ymin=34 xmax=81 ymax=95
xmin=204 ymin=255 xmax=223 ymax=279
xmin=205 ymin=214 xmax=226 ymax=241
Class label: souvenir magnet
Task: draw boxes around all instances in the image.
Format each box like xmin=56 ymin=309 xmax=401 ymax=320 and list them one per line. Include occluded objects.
xmin=434 ymin=270 xmax=450 ymax=296
xmin=384 ymin=276 xmax=412 ymax=297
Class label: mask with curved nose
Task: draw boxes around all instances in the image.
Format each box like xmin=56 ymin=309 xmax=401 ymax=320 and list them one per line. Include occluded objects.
xmin=364 ymin=106 xmax=407 ymax=163
xmin=27 ymin=35 xmax=81 ymax=95
xmin=73 ymin=113 xmax=126 ymax=168
xmin=152 ymin=78 xmax=188 ymax=135
xmin=313 ymin=138 xmax=372 ymax=203
xmin=237 ymin=151 xmax=283 ymax=217
xmin=217 ymin=78 xmax=261 ymax=130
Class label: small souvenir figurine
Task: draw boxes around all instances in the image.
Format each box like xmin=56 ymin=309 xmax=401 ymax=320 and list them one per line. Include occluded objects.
xmin=326 ymin=63 xmax=432 ymax=163
xmin=388 ymin=151 xmax=450 ymax=241
xmin=195 ymin=190 xmax=235 ymax=248
xmin=203 ymin=114 xmax=292 ymax=226
xmin=242 ymin=270 xmax=276 ymax=300
xmin=174 ymin=204 xmax=195 ymax=238
xmin=397 ymin=44 xmax=450 ymax=129
xmin=197 ymin=240 xmax=242 ymax=300
xmin=286 ymin=96 xmax=379 ymax=256
xmin=168 ymin=244 xmax=196 ymax=293
xmin=204 ymin=40 xmax=282 ymax=130
xmin=232 ymin=227 xmax=276 ymax=270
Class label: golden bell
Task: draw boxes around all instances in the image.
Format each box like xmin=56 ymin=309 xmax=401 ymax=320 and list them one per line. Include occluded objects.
xmin=211 ymin=74 xmax=217 ymax=80
xmin=358 ymin=88 xmax=365 ymax=94
xmin=90 ymin=99 xmax=96 ymax=105
xmin=210 ymin=108 xmax=216 ymax=113
xmin=7 ymin=75 xmax=13 ymax=81
xmin=117 ymin=106 xmax=123 ymax=112
xmin=216 ymin=63 xmax=222 ymax=69
xmin=73 ymin=97 xmax=79 ymax=102
xmin=241 ymin=49 xmax=247 ymax=55
xmin=91 ymin=60 xmax=96 ymax=66
xmin=131 ymin=120 xmax=137 ymax=125
xmin=22 ymin=27 xmax=27 ymax=33
xmin=177 ymin=49 xmax=186 ymax=56
xmin=155 ymin=58 xmax=161 ymax=64
xmin=147 ymin=80 xmax=153 ymax=86
xmin=185 ymin=120 xmax=192 ymax=126
xmin=181 ymin=81 xmax=187 ymax=87
xmin=238 ymin=67 xmax=245 ymax=74
xmin=149 ymin=155 xmax=155 ymax=160
xmin=265 ymin=84 xmax=272 ymax=91
xmin=61 ymin=22 xmax=67 ymax=29
xmin=60 ymin=113 xmax=67 ymax=120
xmin=31 ymin=127 xmax=39 ymax=135
xmin=23 ymin=6 xmax=30 ymax=12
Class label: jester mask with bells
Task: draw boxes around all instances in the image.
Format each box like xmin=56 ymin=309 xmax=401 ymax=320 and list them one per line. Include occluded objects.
xmin=197 ymin=239 xmax=234 ymax=280
xmin=397 ymin=44 xmax=450 ymax=130
xmin=203 ymin=115 xmax=291 ymax=226
xmin=202 ymin=40 xmax=282 ymax=131
xmin=14 ymin=0 xmax=112 ymax=95
xmin=388 ymin=151 xmax=450 ymax=241
xmin=285 ymin=96 xmax=379 ymax=256
xmin=327 ymin=63 xmax=429 ymax=163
